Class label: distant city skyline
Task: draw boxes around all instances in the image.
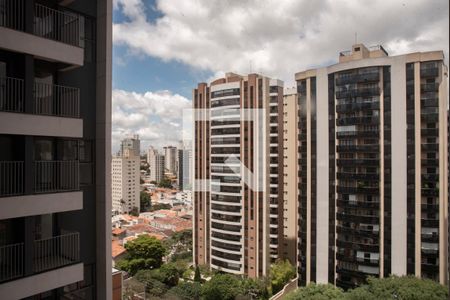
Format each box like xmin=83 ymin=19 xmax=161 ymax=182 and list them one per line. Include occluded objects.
xmin=111 ymin=0 xmax=449 ymax=153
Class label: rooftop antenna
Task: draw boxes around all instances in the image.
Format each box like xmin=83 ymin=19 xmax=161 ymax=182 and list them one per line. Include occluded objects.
xmin=354 ymin=32 xmax=358 ymax=44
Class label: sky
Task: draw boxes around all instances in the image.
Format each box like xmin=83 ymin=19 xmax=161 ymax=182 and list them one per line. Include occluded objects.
xmin=112 ymin=0 xmax=449 ymax=153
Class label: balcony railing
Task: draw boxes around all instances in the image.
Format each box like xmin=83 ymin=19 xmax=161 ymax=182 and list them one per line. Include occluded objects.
xmin=0 ymin=0 xmax=82 ymax=47
xmin=34 ymin=81 xmax=80 ymax=117
xmin=0 ymin=242 xmax=24 ymax=282
xmin=33 ymin=232 xmax=79 ymax=273
xmin=34 ymin=160 xmax=79 ymax=193
xmin=0 ymin=76 xmax=80 ymax=118
xmin=0 ymin=161 xmax=24 ymax=197
xmin=0 ymin=232 xmax=79 ymax=283
xmin=0 ymin=0 xmax=25 ymax=30
xmin=0 ymin=77 xmax=25 ymax=112
xmin=34 ymin=3 xmax=80 ymax=47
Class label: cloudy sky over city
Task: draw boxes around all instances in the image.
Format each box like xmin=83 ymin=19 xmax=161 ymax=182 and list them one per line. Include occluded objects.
xmin=112 ymin=0 xmax=449 ymax=153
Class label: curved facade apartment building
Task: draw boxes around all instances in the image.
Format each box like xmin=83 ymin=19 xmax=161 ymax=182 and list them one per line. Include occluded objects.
xmin=0 ymin=0 xmax=112 ymax=298
xmin=295 ymin=44 xmax=448 ymax=288
xmin=193 ymin=73 xmax=284 ymax=277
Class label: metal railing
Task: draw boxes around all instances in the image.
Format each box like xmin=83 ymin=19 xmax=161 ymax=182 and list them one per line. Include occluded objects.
xmin=0 ymin=161 xmax=24 ymax=197
xmin=0 ymin=77 xmax=80 ymax=117
xmin=34 ymin=160 xmax=79 ymax=193
xmin=0 ymin=242 xmax=24 ymax=282
xmin=34 ymin=3 xmax=80 ymax=47
xmin=33 ymin=232 xmax=79 ymax=273
xmin=34 ymin=81 xmax=80 ymax=118
xmin=0 ymin=0 xmax=24 ymax=30
xmin=0 ymin=77 xmax=25 ymax=113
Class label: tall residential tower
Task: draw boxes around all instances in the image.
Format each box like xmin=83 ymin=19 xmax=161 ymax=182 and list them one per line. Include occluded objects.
xmin=193 ymin=73 xmax=284 ymax=278
xmin=295 ymin=44 xmax=448 ymax=288
xmin=0 ymin=0 xmax=112 ymax=298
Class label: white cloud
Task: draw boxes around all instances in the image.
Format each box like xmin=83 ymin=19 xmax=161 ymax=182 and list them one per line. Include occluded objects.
xmin=112 ymin=0 xmax=448 ymax=152
xmin=113 ymin=0 xmax=449 ymax=87
xmin=112 ymin=89 xmax=191 ymax=153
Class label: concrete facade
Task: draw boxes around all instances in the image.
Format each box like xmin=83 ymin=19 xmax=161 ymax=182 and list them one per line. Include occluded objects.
xmin=0 ymin=0 xmax=112 ymax=298
xmin=295 ymin=44 xmax=448 ymax=288
xmin=193 ymin=73 xmax=284 ymax=278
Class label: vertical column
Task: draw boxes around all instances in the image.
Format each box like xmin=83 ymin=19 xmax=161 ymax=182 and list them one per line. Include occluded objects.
xmin=379 ymin=68 xmax=385 ymax=278
xmin=315 ymin=68 xmax=329 ymax=283
xmin=24 ymin=0 xmax=34 ymax=34
xmin=438 ymin=63 xmax=448 ymax=284
xmin=23 ymin=217 xmax=34 ymax=276
xmin=306 ymin=78 xmax=311 ymax=284
xmin=391 ymin=58 xmax=408 ymax=276
xmin=414 ymin=62 xmax=422 ymax=277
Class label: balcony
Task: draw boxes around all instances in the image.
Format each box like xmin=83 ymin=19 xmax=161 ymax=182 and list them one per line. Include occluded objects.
xmin=34 ymin=161 xmax=79 ymax=194
xmin=335 ymin=73 xmax=380 ymax=86
xmin=421 ymin=83 xmax=439 ymax=93
xmin=0 ymin=77 xmax=82 ymax=137
xmin=0 ymin=160 xmax=82 ymax=219
xmin=336 ymin=159 xmax=379 ymax=167
xmin=0 ymin=1 xmax=84 ymax=66
xmin=0 ymin=232 xmax=80 ymax=283
xmin=0 ymin=161 xmax=24 ymax=197
xmin=336 ymin=144 xmax=379 ymax=153
xmin=336 ymin=172 xmax=379 ymax=181
xmin=0 ymin=77 xmax=80 ymax=118
xmin=336 ymin=102 xmax=379 ymax=113
xmin=335 ymin=87 xmax=380 ymax=99
xmin=336 ymin=116 xmax=379 ymax=126
xmin=420 ymin=68 xmax=439 ymax=78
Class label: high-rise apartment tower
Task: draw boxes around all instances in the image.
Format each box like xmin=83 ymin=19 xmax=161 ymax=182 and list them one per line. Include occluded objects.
xmin=295 ymin=44 xmax=448 ymax=288
xmin=0 ymin=0 xmax=112 ymax=298
xmin=193 ymin=73 xmax=284 ymax=278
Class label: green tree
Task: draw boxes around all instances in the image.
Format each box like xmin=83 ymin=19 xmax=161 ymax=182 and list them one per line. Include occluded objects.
xmin=269 ymin=259 xmax=296 ymax=294
xmin=157 ymin=263 xmax=180 ymax=287
xmin=168 ymin=282 xmax=202 ymax=300
xmin=201 ymin=273 xmax=243 ymax=300
xmin=158 ymin=177 xmax=173 ymax=188
xmin=194 ymin=266 xmax=201 ymax=282
xmin=116 ymin=235 xmax=166 ymax=275
xmin=129 ymin=206 xmax=139 ymax=216
xmin=140 ymin=191 xmax=151 ymax=212
xmin=284 ymin=283 xmax=345 ymax=300
xmin=238 ymin=277 xmax=270 ymax=300
xmin=149 ymin=203 xmax=172 ymax=211
xmin=345 ymin=275 xmax=448 ymax=300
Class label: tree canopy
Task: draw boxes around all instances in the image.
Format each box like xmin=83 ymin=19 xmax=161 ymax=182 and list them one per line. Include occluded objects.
xmin=345 ymin=275 xmax=448 ymax=300
xmin=116 ymin=235 xmax=166 ymax=275
xmin=285 ymin=276 xmax=448 ymax=300
xmin=168 ymin=281 xmax=202 ymax=300
xmin=201 ymin=273 xmax=243 ymax=300
xmin=140 ymin=191 xmax=151 ymax=212
xmin=269 ymin=259 xmax=296 ymax=294
xmin=284 ymin=283 xmax=345 ymax=300
xmin=158 ymin=177 xmax=173 ymax=188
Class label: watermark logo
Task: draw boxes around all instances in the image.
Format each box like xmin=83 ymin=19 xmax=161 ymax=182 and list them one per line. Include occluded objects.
xmin=182 ymin=107 xmax=269 ymax=192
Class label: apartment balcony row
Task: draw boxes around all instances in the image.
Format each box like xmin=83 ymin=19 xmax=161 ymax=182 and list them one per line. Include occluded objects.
xmin=0 ymin=77 xmax=82 ymax=138
xmin=0 ymin=232 xmax=80 ymax=283
xmin=0 ymin=232 xmax=83 ymax=299
xmin=335 ymin=72 xmax=380 ymax=86
xmin=336 ymin=116 xmax=379 ymax=126
xmin=335 ymin=102 xmax=379 ymax=113
xmin=335 ymin=87 xmax=380 ymax=99
xmin=0 ymin=77 xmax=79 ymax=118
xmin=0 ymin=160 xmax=82 ymax=220
xmin=336 ymin=144 xmax=379 ymax=153
xmin=0 ymin=0 xmax=84 ymax=66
